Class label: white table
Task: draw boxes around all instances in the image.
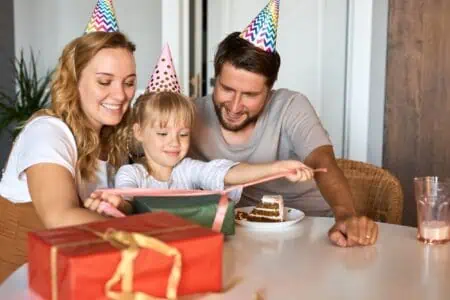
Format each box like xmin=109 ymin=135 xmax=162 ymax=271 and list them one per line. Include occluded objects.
xmin=1 ymin=217 xmax=449 ymax=300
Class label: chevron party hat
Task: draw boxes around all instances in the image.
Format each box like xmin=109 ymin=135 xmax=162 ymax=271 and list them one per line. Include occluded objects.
xmin=84 ymin=0 xmax=119 ymax=34
xmin=239 ymin=0 xmax=280 ymax=52
xmin=147 ymin=44 xmax=181 ymax=93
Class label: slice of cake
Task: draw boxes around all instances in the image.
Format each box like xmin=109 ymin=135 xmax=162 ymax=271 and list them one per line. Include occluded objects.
xmin=247 ymin=195 xmax=284 ymax=222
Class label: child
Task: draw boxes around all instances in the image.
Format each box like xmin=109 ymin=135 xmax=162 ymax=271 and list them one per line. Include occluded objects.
xmin=84 ymin=45 xmax=315 ymax=216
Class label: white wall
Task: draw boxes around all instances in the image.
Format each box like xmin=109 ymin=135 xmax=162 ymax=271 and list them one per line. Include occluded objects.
xmin=207 ymin=0 xmax=348 ymax=157
xmin=14 ymin=0 xmax=163 ymax=91
xmin=367 ymin=0 xmax=388 ymax=166
xmin=161 ymin=0 xmax=190 ymax=95
xmin=345 ymin=0 xmax=388 ymax=166
xmin=318 ymin=1 xmax=348 ymax=160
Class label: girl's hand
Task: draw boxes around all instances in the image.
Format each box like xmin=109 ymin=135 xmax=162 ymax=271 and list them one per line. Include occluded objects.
xmin=84 ymin=191 xmax=127 ymax=217
xmin=274 ymin=160 xmax=315 ymax=182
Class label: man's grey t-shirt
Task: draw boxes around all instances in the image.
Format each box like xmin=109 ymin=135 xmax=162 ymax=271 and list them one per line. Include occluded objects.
xmin=190 ymin=88 xmax=333 ymax=216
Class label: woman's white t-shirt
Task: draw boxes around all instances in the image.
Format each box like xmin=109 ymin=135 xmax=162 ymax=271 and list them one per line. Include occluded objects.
xmin=0 ymin=116 xmax=111 ymax=203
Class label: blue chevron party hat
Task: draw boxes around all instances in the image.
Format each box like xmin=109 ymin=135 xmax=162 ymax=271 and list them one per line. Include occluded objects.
xmin=84 ymin=0 xmax=119 ymax=33
xmin=239 ymin=0 xmax=280 ymax=52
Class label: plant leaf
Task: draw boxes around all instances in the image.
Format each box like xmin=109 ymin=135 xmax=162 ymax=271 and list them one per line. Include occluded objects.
xmin=0 ymin=48 xmax=54 ymax=136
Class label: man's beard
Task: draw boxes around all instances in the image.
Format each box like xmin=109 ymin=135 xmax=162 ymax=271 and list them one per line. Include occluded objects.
xmin=213 ymin=101 xmax=259 ymax=132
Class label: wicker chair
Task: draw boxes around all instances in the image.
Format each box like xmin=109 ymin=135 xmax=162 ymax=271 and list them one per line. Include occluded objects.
xmin=336 ymin=159 xmax=404 ymax=224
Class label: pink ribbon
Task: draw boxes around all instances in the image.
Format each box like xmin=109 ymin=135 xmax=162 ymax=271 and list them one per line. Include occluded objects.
xmin=96 ymin=168 xmax=327 ymax=232
xmin=98 ymin=202 xmax=127 ymax=218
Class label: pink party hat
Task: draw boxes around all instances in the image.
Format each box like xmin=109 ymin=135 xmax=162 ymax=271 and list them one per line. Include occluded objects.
xmin=239 ymin=0 xmax=280 ymax=52
xmin=84 ymin=0 xmax=119 ymax=34
xmin=147 ymin=44 xmax=181 ymax=93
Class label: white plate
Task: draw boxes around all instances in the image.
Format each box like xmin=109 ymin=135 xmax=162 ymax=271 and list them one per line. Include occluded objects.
xmin=235 ymin=206 xmax=305 ymax=230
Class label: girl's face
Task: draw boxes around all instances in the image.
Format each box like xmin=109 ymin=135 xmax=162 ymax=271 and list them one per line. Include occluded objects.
xmin=133 ymin=116 xmax=191 ymax=176
xmin=78 ymin=48 xmax=136 ymax=133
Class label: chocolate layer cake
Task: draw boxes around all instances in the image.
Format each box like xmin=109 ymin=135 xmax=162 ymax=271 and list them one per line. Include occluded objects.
xmin=247 ymin=195 xmax=284 ymax=222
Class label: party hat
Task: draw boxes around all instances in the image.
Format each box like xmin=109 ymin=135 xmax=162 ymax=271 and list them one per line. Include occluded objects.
xmin=147 ymin=44 xmax=181 ymax=93
xmin=239 ymin=0 xmax=280 ymax=52
xmin=84 ymin=0 xmax=119 ymax=34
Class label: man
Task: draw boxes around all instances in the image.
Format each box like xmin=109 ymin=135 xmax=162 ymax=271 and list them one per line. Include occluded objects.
xmin=190 ymin=1 xmax=378 ymax=247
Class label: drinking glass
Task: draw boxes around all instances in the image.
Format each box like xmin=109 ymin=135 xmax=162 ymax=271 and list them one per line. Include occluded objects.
xmin=415 ymin=177 xmax=450 ymax=244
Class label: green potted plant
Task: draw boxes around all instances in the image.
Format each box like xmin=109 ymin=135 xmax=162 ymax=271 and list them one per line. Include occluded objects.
xmin=0 ymin=49 xmax=53 ymax=137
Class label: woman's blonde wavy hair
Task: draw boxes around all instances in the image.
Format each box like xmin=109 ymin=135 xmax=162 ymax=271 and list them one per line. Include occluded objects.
xmin=31 ymin=32 xmax=136 ymax=182
xmin=128 ymin=91 xmax=196 ymax=174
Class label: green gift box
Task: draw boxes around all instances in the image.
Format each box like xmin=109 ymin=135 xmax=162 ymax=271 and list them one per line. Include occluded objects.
xmin=132 ymin=194 xmax=235 ymax=235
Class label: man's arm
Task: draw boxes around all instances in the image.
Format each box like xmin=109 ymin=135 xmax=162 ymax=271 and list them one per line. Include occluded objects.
xmin=304 ymin=145 xmax=356 ymax=220
xmin=304 ymin=145 xmax=378 ymax=247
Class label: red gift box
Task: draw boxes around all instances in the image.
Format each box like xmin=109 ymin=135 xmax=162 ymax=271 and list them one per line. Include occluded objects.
xmin=28 ymin=212 xmax=223 ymax=300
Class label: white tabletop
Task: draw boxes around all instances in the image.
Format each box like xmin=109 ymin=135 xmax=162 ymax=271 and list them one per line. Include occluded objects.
xmin=1 ymin=217 xmax=449 ymax=300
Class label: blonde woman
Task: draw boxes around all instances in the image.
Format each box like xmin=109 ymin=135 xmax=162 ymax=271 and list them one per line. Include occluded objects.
xmin=0 ymin=31 xmax=136 ymax=281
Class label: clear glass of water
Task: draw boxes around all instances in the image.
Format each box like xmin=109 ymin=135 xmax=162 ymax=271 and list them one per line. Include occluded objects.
xmin=414 ymin=176 xmax=450 ymax=244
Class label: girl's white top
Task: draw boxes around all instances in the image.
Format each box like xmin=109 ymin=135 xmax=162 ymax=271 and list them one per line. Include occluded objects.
xmin=115 ymin=158 xmax=242 ymax=202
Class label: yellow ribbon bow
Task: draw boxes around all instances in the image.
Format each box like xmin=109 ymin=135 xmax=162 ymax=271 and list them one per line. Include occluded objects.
xmin=95 ymin=229 xmax=182 ymax=300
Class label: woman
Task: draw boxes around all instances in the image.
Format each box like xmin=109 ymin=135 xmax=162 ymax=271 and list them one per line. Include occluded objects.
xmin=0 ymin=31 xmax=136 ymax=282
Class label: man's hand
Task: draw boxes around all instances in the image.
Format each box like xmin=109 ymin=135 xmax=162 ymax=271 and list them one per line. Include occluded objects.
xmin=328 ymin=216 xmax=378 ymax=247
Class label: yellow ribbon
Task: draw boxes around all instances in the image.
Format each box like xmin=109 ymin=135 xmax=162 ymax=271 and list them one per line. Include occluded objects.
xmin=50 ymin=225 xmax=196 ymax=300
xmin=101 ymin=229 xmax=182 ymax=300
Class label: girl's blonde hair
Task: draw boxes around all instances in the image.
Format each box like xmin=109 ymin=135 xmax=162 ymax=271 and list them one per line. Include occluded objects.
xmin=31 ymin=32 xmax=136 ymax=181
xmin=128 ymin=91 xmax=196 ymax=165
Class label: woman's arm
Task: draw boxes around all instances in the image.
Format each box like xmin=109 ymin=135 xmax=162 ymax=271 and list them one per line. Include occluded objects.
xmin=27 ymin=163 xmax=107 ymax=228
xmin=224 ymin=160 xmax=313 ymax=186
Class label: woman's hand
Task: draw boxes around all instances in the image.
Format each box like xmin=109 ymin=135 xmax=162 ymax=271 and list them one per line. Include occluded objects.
xmin=84 ymin=191 xmax=129 ymax=217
